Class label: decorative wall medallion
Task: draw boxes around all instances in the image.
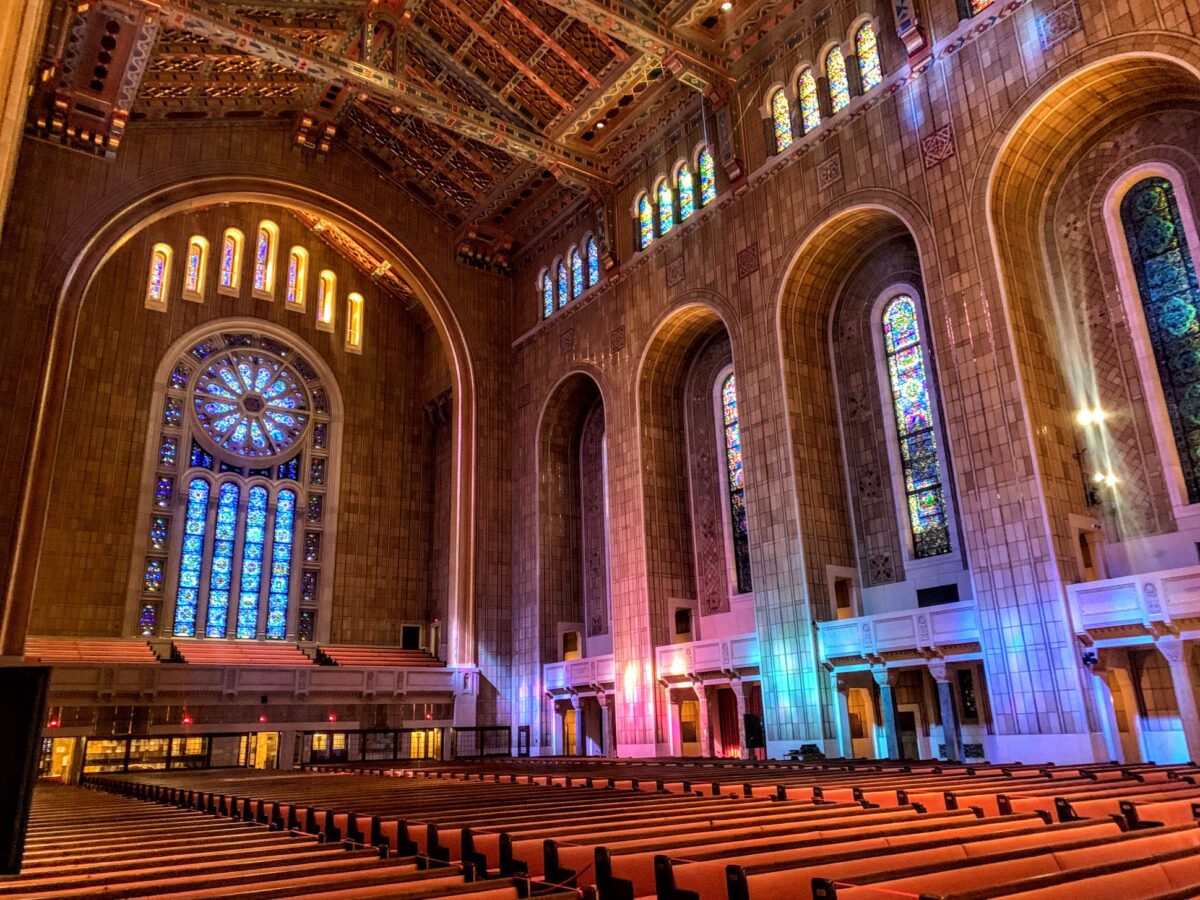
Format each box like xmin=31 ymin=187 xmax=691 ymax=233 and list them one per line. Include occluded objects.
xmin=1037 ymin=0 xmax=1082 ymax=50
xmin=868 ymin=553 xmax=894 ymax=583
xmin=610 ymin=325 xmax=626 ymax=352
xmin=816 ymin=153 xmax=842 ymax=190
xmin=857 ymin=465 xmax=882 ymax=500
xmin=666 ymin=256 xmax=685 ymax=288
xmin=1144 ymin=583 xmax=1161 ymax=615
xmin=559 ymin=327 xmax=576 ymax=355
xmin=921 ymin=124 xmax=956 ymax=169
xmin=736 ymin=243 xmax=760 ymax=279
xmin=517 ymin=384 xmax=531 ymax=408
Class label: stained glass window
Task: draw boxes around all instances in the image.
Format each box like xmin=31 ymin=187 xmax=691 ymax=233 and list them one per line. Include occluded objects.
xmin=770 ymin=88 xmax=793 ymax=152
xmin=266 ymin=489 xmax=295 ymax=639
xmin=172 ymin=478 xmax=210 ymax=637
xmin=557 ymin=259 xmax=569 ymax=308
xmin=570 ymin=247 xmax=584 ymax=297
xmin=883 ymin=294 xmax=951 ymax=558
xmin=143 ymin=558 xmax=164 ymax=593
xmin=298 ymin=609 xmax=316 ymax=641
xmin=1121 ymin=176 xmax=1200 ymax=504
xmin=967 ymin=0 xmax=994 ymax=15
xmin=183 ymin=236 xmax=208 ymax=300
xmin=204 ymin=482 xmax=240 ymax=638
xmin=827 ymin=46 xmax=850 ymax=113
xmin=253 ymin=221 xmax=278 ymax=295
xmin=286 ymin=247 xmax=308 ymax=310
xmin=317 ymin=270 xmax=336 ymax=329
xmin=345 ymin=292 xmax=364 ymax=352
xmin=542 ymin=271 xmax=554 ymax=318
xmin=158 ymin=436 xmax=178 ymax=468
xmin=149 ymin=516 xmax=169 ymax=551
xmin=657 ymin=181 xmax=674 ymax=235
xmin=856 ymin=23 xmax=882 ymax=92
xmin=637 ymin=194 xmax=653 ymax=250
xmin=138 ymin=603 xmax=158 ymax=637
xmin=676 ymin=165 xmax=695 ymax=222
xmin=192 ymin=349 xmax=310 ymax=459
xmin=219 ymin=228 xmax=243 ymax=291
xmin=698 ymin=147 xmax=717 ymax=207
xmin=721 ymin=374 xmax=753 ymax=593
xmin=586 ymin=238 xmax=600 ymax=287
xmin=236 ymin=485 xmax=268 ymax=639
xmin=146 ymin=244 xmax=171 ymax=309
xmin=798 ymin=69 xmax=820 ymax=134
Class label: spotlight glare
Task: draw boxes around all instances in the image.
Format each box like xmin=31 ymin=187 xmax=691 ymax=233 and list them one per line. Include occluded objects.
xmin=1075 ymin=407 xmax=1107 ymax=427
xmin=720 ymin=1 xmax=733 ymax=10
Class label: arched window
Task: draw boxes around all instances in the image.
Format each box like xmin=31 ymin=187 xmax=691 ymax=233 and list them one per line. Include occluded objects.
xmin=285 ymin=246 xmax=308 ymax=311
xmin=770 ymin=88 xmax=793 ymax=152
xmin=855 ymin=23 xmax=882 ymax=92
xmin=657 ymin=181 xmax=674 ymax=235
xmin=541 ymin=269 xmax=554 ymax=318
xmin=570 ymin=246 xmax=584 ymax=297
xmin=1120 ymin=176 xmax=1200 ymax=504
xmin=882 ymin=294 xmax=951 ymax=558
xmin=345 ymin=292 xmax=364 ymax=352
xmin=720 ymin=373 xmax=753 ymax=593
xmin=698 ymin=146 xmax=717 ymax=207
xmin=317 ymin=270 xmax=336 ymax=330
xmin=677 ymin=163 xmax=695 ymax=221
xmin=182 ymin=236 xmax=208 ymax=301
xmin=146 ymin=243 xmax=172 ymax=310
xmin=219 ymin=228 xmax=244 ymax=293
xmin=797 ymin=68 xmax=821 ymax=134
xmin=826 ymin=46 xmax=850 ymax=113
xmin=556 ymin=258 xmax=568 ymax=307
xmin=637 ymin=193 xmax=654 ymax=250
xmin=585 ymin=238 xmax=600 ymax=287
xmin=142 ymin=329 xmax=335 ymax=642
xmin=253 ymin=221 xmax=279 ymax=297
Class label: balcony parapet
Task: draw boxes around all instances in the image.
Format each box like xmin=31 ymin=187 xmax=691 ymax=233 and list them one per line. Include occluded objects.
xmin=1067 ymin=565 xmax=1200 ymax=645
xmin=816 ymin=601 xmax=981 ymax=669
xmin=655 ymin=633 xmax=759 ymax=686
xmin=542 ymin=654 xmax=615 ymax=698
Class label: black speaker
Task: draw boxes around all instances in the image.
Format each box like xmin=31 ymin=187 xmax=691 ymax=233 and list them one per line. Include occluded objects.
xmin=743 ymin=713 xmax=765 ymax=749
xmin=0 ymin=665 xmax=50 ymax=874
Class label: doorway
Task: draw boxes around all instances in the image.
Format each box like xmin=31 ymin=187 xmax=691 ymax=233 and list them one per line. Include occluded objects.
xmin=897 ymin=711 xmax=920 ymax=760
xmin=241 ymin=732 xmax=280 ymax=769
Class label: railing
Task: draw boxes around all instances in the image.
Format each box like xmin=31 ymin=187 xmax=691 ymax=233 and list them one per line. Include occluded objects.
xmin=816 ymin=601 xmax=980 ymax=663
xmin=543 ymin=654 xmax=614 ymax=696
xmin=655 ymin=633 xmax=759 ymax=683
xmin=1066 ymin=564 xmax=1200 ymax=639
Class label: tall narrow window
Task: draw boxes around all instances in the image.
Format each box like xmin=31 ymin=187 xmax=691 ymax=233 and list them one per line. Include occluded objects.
xmin=317 ymin=270 xmax=336 ymax=330
xmin=883 ymin=294 xmax=951 ymax=558
xmin=219 ymin=228 xmax=244 ymax=292
xmin=1121 ymin=176 xmax=1200 ymax=504
xmin=253 ymin=221 xmax=279 ymax=297
xmin=204 ymin=482 xmax=240 ymax=638
xmin=721 ymin=374 xmax=753 ymax=593
xmin=542 ymin=270 xmax=555 ymax=318
xmin=146 ymin=243 xmax=172 ymax=310
xmin=182 ymin=236 xmax=208 ymax=301
xmin=657 ymin=181 xmax=674 ymax=235
xmin=967 ymin=0 xmax=994 ymax=15
xmin=285 ymin=246 xmax=308 ymax=311
xmin=637 ymin=193 xmax=653 ymax=250
xmin=585 ymin=238 xmax=600 ymax=287
xmin=855 ymin=23 xmax=882 ymax=92
xmin=557 ymin=259 xmax=569 ymax=307
xmin=677 ymin=164 xmax=695 ymax=221
xmin=770 ymin=88 xmax=793 ymax=152
xmin=171 ymin=478 xmax=210 ymax=637
xmin=827 ymin=46 xmax=850 ymax=113
xmin=236 ymin=485 xmax=269 ymax=639
xmin=345 ymin=292 xmax=364 ymax=352
xmin=698 ymin=147 xmax=717 ymax=207
xmin=797 ymin=68 xmax=820 ymax=134
xmin=266 ymin=490 xmax=296 ymax=640
xmin=570 ymin=247 xmax=584 ymax=297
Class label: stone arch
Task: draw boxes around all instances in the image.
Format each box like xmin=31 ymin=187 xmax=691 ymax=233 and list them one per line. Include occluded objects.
xmin=1 ymin=175 xmax=479 ymax=668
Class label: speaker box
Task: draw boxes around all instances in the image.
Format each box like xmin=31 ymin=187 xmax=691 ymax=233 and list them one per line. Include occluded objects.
xmin=743 ymin=713 xmax=765 ymax=749
xmin=0 ymin=665 xmax=50 ymax=874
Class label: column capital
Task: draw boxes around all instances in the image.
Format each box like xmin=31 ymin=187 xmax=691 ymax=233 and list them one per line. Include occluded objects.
xmin=829 ymin=669 xmax=850 ymax=693
xmin=569 ymin=694 xmax=583 ymax=710
xmin=1158 ymin=636 xmax=1192 ymax=666
xmin=871 ymin=665 xmax=897 ymax=688
xmin=927 ymin=659 xmax=951 ymax=684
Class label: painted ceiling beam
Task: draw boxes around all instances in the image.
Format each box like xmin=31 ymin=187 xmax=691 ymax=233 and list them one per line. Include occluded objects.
xmin=147 ymin=0 xmax=610 ymax=182
xmin=494 ymin=0 xmax=601 ymax=90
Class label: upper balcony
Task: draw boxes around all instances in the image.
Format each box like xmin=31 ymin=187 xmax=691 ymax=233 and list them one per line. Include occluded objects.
xmin=543 ymin=654 xmax=615 ymax=698
xmin=655 ymin=633 xmax=759 ymax=686
xmin=1066 ymin=564 xmax=1200 ymax=646
xmin=816 ymin=601 xmax=982 ymax=669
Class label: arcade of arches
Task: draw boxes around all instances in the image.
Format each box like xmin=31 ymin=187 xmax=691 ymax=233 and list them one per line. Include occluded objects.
xmin=4 ymin=0 xmax=1200 ymax=778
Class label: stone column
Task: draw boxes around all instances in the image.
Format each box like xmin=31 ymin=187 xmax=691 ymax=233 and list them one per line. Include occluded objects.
xmin=1158 ymin=638 xmax=1200 ymax=762
xmin=730 ymin=680 xmax=749 ymax=760
xmin=666 ymin=692 xmax=682 ymax=757
xmin=830 ymin=671 xmax=854 ymax=759
xmin=872 ymin=666 xmax=901 ymax=760
xmin=597 ymin=692 xmax=616 ymax=757
xmin=1084 ymin=655 xmax=1124 ymax=763
xmin=695 ymin=684 xmax=712 ymax=757
xmin=570 ymin=694 xmax=586 ymax=757
xmin=927 ymin=660 xmax=961 ymax=763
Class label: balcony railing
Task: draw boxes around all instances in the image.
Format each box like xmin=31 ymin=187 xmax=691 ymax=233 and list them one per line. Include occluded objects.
xmin=543 ymin=654 xmax=614 ymax=697
xmin=655 ymin=633 xmax=759 ymax=684
xmin=1066 ymin=564 xmax=1200 ymax=642
xmin=816 ymin=601 xmax=981 ymax=664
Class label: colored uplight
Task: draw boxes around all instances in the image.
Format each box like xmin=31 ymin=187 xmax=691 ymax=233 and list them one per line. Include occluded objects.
xmin=48 ymin=718 xmax=60 ymax=728
xmin=182 ymin=713 xmax=193 ymax=725
xmin=327 ymin=713 xmax=337 ymax=722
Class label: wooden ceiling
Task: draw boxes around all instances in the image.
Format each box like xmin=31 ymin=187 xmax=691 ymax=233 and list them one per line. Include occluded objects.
xmin=26 ymin=0 xmax=790 ymax=269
